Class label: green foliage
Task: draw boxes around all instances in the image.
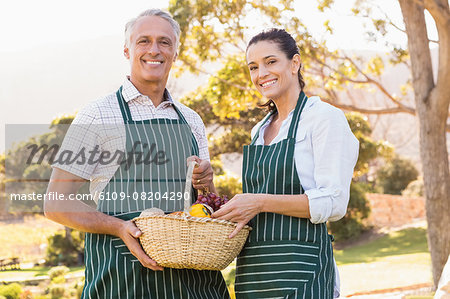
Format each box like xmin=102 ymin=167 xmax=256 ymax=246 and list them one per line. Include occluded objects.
xmin=170 ymin=0 xmax=400 ymax=161
xmin=346 ymin=112 xmax=393 ymax=178
xmin=46 ymin=230 xmax=84 ymax=266
xmin=0 ymin=283 xmax=22 ymax=299
xmin=48 ymin=284 xmax=66 ymax=299
xmin=2 ymin=115 xmax=77 ymax=214
xmin=214 ymin=174 xmax=242 ymax=198
xmin=210 ymin=128 xmax=252 ymax=156
xmin=365 ymin=56 xmax=384 ymax=76
xmin=210 ymin=157 xmax=225 ymax=176
xmin=48 ymin=266 xmax=69 ymax=282
xmin=376 ymin=155 xmax=419 ymax=195
xmin=317 ymin=0 xmax=334 ymax=12
xmin=328 ymin=182 xmax=370 ymax=240
xmin=390 ymin=47 xmax=410 ymax=65
xmin=74 ymin=279 xmax=85 ymax=299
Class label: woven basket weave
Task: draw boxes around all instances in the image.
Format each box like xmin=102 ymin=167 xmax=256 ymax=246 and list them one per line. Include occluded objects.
xmin=133 ymin=214 xmax=251 ymax=270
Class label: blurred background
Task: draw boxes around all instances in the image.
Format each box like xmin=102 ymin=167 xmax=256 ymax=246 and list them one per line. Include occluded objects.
xmin=1 ymin=0 xmax=449 ymax=298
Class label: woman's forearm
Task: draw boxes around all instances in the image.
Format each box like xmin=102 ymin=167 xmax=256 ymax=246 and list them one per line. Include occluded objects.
xmin=257 ymin=193 xmax=311 ymax=219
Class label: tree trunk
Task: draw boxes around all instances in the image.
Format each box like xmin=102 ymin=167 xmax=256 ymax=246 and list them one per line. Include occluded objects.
xmin=399 ymin=0 xmax=450 ymax=288
xmin=65 ymin=226 xmax=73 ymax=244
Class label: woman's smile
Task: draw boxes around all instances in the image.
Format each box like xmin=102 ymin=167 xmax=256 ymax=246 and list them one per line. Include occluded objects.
xmin=260 ymin=79 xmax=278 ymax=88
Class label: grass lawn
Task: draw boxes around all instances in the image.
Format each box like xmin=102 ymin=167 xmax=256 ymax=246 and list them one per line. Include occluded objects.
xmin=0 ymin=266 xmax=84 ymax=282
xmin=0 ymin=215 xmax=63 ymax=262
xmin=334 ymin=227 xmax=433 ymax=297
xmin=334 ymin=227 xmax=429 ymax=264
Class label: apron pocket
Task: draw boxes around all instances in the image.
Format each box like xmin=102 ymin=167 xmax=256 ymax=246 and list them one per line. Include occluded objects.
xmin=111 ymin=237 xmax=140 ymax=264
xmin=235 ymin=239 xmax=320 ymax=298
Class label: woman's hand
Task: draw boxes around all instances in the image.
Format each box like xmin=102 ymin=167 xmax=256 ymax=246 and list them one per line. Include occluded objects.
xmin=118 ymin=220 xmax=164 ymax=271
xmin=212 ymin=193 xmax=263 ymax=238
xmin=187 ymin=156 xmax=215 ymax=192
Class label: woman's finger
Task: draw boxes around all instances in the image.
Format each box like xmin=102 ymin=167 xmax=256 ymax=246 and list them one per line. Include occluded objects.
xmin=211 ymin=201 xmax=234 ymax=218
xmin=229 ymin=222 xmax=246 ymax=239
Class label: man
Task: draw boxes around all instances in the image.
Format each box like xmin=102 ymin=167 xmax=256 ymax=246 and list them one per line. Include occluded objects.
xmin=45 ymin=9 xmax=229 ymax=298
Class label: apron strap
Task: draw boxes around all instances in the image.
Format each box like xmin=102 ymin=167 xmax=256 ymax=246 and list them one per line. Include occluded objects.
xmin=116 ymin=86 xmax=133 ymax=123
xmin=251 ymin=92 xmax=308 ymax=144
xmin=287 ymin=91 xmax=308 ymax=140
xmin=115 ymin=86 xmax=200 ymax=156
xmin=250 ymin=110 xmax=276 ymax=145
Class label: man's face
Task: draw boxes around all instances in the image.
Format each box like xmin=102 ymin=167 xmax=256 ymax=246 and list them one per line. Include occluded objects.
xmin=124 ymin=15 xmax=177 ymax=87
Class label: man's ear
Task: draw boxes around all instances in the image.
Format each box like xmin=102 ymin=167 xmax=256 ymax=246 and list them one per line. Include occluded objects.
xmin=173 ymin=52 xmax=178 ymax=62
xmin=124 ymin=45 xmax=130 ymax=59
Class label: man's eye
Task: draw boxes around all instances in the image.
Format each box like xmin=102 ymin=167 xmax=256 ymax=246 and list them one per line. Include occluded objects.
xmin=138 ymin=40 xmax=148 ymax=44
xmin=160 ymin=40 xmax=171 ymax=46
xmin=249 ymin=66 xmax=257 ymax=71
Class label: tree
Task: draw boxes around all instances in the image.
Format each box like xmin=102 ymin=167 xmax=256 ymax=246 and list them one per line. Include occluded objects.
xmin=2 ymin=115 xmax=77 ymax=214
xmin=169 ymin=0 xmax=449 ymax=286
xmin=397 ymin=0 xmax=450 ymax=286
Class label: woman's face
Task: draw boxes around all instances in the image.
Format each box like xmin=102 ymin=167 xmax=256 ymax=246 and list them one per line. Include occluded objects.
xmin=246 ymin=40 xmax=300 ymax=100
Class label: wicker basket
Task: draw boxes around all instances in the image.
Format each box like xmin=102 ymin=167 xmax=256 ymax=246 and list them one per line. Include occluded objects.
xmin=133 ymin=214 xmax=251 ymax=270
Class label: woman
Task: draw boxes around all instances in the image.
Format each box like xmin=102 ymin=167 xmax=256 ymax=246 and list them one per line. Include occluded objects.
xmin=212 ymin=29 xmax=359 ymax=298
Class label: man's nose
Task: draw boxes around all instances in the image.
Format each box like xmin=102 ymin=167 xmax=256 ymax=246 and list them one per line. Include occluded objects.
xmin=148 ymin=42 xmax=160 ymax=56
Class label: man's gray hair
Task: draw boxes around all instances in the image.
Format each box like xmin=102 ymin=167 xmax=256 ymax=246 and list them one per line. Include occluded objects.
xmin=125 ymin=9 xmax=181 ymax=48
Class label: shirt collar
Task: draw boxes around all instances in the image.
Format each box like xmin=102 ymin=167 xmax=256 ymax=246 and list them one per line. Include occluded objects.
xmin=121 ymin=77 xmax=174 ymax=106
xmin=264 ymin=95 xmax=320 ymax=124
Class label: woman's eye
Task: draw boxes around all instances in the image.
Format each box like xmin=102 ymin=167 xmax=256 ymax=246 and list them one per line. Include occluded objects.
xmin=249 ymin=66 xmax=257 ymax=71
xmin=268 ymin=60 xmax=276 ymax=64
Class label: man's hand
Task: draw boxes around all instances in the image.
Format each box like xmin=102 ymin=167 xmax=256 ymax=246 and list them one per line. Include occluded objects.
xmin=187 ymin=156 xmax=215 ymax=192
xmin=119 ymin=221 xmax=164 ymax=271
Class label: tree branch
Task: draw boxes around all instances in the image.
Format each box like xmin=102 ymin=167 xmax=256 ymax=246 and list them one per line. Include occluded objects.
xmin=342 ymin=55 xmax=417 ymax=113
xmin=306 ymin=52 xmax=417 ymax=114
xmin=424 ymin=0 xmax=450 ymax=26
xmin=322 ymin=99 xmax=416 ymax=115
xmin=373 ymin=1 xmax=439 ymax=44
xmin=180 ymin=59 xmax=252 ymax=92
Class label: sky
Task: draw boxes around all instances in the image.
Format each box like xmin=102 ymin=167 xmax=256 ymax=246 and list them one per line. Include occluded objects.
xmin=0 ymin=0 xmax=437 ymax=53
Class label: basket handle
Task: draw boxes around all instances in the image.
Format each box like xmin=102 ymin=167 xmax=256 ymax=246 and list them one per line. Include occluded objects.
xmin=183 ymin=160 xmax=198 ymax=214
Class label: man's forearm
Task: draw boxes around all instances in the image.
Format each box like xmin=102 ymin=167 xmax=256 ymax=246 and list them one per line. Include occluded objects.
xmin=44 ymin=197 xmax=124 ymax=237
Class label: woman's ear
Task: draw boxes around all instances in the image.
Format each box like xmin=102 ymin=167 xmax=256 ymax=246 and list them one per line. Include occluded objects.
xmin=291 ymin=53 xmax=301 ymax=74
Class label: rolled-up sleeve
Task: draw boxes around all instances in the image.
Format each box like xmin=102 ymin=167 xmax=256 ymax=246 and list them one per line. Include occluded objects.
xmin=302 ymin=110 xmax=359 ymax=224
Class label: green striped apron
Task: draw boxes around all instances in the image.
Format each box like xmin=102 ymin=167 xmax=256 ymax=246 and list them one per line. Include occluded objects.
xmin=235 ymin=92 xmax=334 ymax=299
xmin=81 ymin=87 xmax=230 ymax=299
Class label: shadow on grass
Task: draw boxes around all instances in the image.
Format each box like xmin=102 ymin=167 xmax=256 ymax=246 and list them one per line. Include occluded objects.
xmin=334 ymin=227 xmax=428 ymax=264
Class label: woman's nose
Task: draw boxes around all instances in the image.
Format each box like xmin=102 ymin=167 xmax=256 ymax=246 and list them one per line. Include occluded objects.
xmin=258 ymin=65 xmax=269 ymax=78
